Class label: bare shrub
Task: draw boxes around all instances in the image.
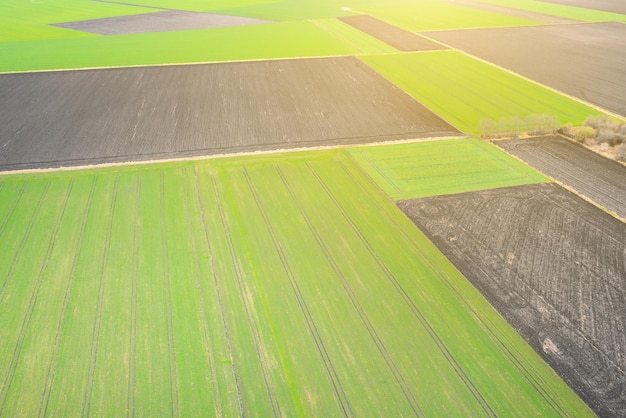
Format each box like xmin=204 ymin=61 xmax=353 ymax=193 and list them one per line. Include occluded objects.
xmin=616 ymin=143 xmax=626 ymax=162
xmin=479 ymin=119 xmax=497 ymax=138
xmin=574 ymin=126 xmax=597 ymax=143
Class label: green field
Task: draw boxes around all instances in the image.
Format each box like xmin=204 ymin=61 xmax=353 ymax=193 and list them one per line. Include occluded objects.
xmin=349 ymin=138 xmax=549 ymax=199
xmin=0 ymin=150 xmax=593 ymax=416
xmin=479 ymin=0 xmax=626 ymax=22
xmin=360 ymin=51 xmax=604 ymax=134
xmin=360 ymin=1 xmax=539 ymax=31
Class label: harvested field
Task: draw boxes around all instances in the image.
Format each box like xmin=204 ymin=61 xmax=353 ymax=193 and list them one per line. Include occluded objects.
xmin=53 ymin=10 xmax=271 ymax=35
xmin=398 ymin=182 xmax=626 ymax=417
xmin=0 ymin=151 xmax=593 ymax=416
xmin=0 ymin=57 xmax=458 ymax=171
xmin=497 ymin=135 xmax=626 ymax=219
xmin=441 ymin=0 xmax=578 ymax=24
xmin=426 ymin=22 xmax=626 ymax=116
xmin=338 ymin=15 xmax=445 ymax=52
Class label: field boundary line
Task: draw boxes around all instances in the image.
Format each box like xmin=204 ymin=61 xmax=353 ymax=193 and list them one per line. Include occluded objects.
xmin=159 ymin=170 xmax=180 ymax=417
xmin=212 ymin=173 xmax=281 ymax=417
xmin=194 ymin=167 xmax=244 ymax=415
xmin=181 ymin=167 xmax=222 ymax=416
xmin=81 ymin=175 xmax=120 ymax=417
xmin=39 ymin=177 xmax=97 ymax=418
xmin=415 ymin=35 xmax=626 ymax=122
xmin=339 ymin=159 xmax=572 ymax=414
xmin=0 ymin=179 xmax=72 ymax=415
xmin=245 ymin=167 xmax=352 ymax=417
xmin=0 ymin=181 xmax=50 ymax=303
xmin=0 ymin=135 xmax=465 ymax=177
xmin=328 ymin=160 xmax=498 ymax=416
xmin=277 ymin=164 xmax=416 ymax=416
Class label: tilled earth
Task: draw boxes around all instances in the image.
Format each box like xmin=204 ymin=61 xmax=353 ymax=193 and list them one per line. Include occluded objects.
xmin=399 ymin=182 xmax=626 ymax=417
xmin=497 ymin=135 xmax=626 ymax=219
xmin=0 ymin=56 xmax=458 ymax=171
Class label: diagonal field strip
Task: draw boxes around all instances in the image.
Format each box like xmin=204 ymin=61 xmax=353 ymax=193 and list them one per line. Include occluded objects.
xmin=0 ymin=150 xmax=594 ymax=416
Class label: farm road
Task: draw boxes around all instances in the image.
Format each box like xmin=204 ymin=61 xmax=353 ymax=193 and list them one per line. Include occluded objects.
xmin=497 ymin=135 xmax=626 ymax=219
xmin=399 ymin=183 xmax=626 ymax=417
xmin=0 ymin=57 xmax=458 ymax=171
xmin=425 ymin=22 xmax=626 ymax=116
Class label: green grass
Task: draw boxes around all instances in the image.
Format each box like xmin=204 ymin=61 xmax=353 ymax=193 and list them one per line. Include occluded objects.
xmin=480 ymin=0 xmax=626 ymax=22
xmin=0 ymin=150 xmax=593 ymax=416
xmin=349 ymin=138 xmax=549 ymax=199
xmin=360 ymin=51 xmax=605 ymax=134
xmin=360 ymin=1 xmax=540 ymax=31
xmin=0 ymin=21 xmax=361 ymax=72
xmin=309 ymin=18 xmax=397 ymax=54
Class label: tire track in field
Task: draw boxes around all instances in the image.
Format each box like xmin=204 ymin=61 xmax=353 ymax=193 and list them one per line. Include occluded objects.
xmin=339 ymin=160 xmax=569 ymax=415
xmin=0 ymin=179 xmax=73 ymax=415
xmin=0 ymin=183 xmax=26 ymax=241
xmin=193 ymin=167 xmax=244 ymax=416
xmin=159 ymin=170 xmax=180 ymax=418
xmin=38 ymin=177 xmax=97 ymax=418
xmin=244 ymin=168 xmax=353 ymax=417
xmin=211 ymin=173 xmax=281 ymax=417
xmin=314 ymin=161 xmax=497 ymax=417
xmin=289 ymin=164 xmax=424 ymax=417
xmin=0 ymin=181 xmax=49 ymax=303
xmin=181 ymin=167 xmax=222 ymax=416
xmin=127 ymin=174 xmax=141 ymax=418
xmin=81 ymin=175 xmax=120 ymax=418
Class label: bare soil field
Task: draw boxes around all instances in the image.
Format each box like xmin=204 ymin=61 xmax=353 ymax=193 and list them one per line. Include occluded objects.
xmin=0 ymin=57 xmax=458 ymax=171
xmin=426 ymin=22 xmax=626 ymax=116
xmin=338 ymin=15 xmax=446 ymax=51
xmin=443 ymin=0 xmax=577 ymax=24
xmin=398 ymin=182 xmax=626 ymax=417
xmin=53 ymin=10 xmax=271 ymax=35
xmin=537 ymin=0 xmax=626 ymax=14
xmin=496 ymin=135 xmax=626 ymax=219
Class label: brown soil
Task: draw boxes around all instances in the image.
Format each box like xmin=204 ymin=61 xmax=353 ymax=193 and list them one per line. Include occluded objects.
xmin=0 ymin=57 xmax=458 ymax=171
xmin=398 ymin=182 xmax=626 ymax=417
xmin=496 ymin=135 xmax=626 ymax=219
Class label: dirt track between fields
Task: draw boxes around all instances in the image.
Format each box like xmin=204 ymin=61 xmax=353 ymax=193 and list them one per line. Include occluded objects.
xmin=399 ymin=182 xmax=626 ymax=417
xmin=497 ymin=135 xmax=626 ymax=219
xmin=0 ymin=57 xmax=458 ymax=171
xmin=339 ymin=15 xmax=446 ymax=51
xmin=425 ymin=22 xmax=626 ymax=116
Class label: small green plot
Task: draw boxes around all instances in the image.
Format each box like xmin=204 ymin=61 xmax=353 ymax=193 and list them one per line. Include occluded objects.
xmin=360 ymin=51 xmax=604 ymax=134
xmin=361 ymin=1 xmax=539 ymax=31
xmin=349 ymin=138 xmax=549 ymax=199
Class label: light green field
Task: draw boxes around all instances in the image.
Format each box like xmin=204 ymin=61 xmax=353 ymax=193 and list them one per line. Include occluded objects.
xmin=349 ymin=138 xmax=549 ymax=199
xmin=0 ymin=150 xmax=592 ymax=416
xmin=360 ymin=1 xmax=540 ymax=31
xmin=360 ymin=51 xmax=605 ymax=134
xmin=479 ymin=0 xmax=626 ymax=22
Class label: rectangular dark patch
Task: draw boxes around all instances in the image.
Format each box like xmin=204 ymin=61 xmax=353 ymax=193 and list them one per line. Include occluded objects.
xmin=0 ymin=57 xmax=459 ymax=171
xmin=52 ymin=10 xmax=271 ymax=35
xmin=398 ymin=182 xmax=626 ymax=417
xmin=339 ymin=15 xmax=445 ymax=51
xmin=497 ymin=135 xmax=626 ymax=219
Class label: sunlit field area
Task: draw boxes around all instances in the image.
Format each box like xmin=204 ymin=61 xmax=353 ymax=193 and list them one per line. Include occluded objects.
xmin=1 ymin=0 xmax=625 ymax=416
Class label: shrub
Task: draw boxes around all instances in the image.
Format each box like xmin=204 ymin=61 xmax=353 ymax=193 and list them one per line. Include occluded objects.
xmin=574 ymin=126 xmax=597 ymax=143
xmin=616 ymin=143 xmax=626 ymax=162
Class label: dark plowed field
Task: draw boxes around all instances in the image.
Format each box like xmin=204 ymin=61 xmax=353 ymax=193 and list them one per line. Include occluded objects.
xmin=338 ymin=15 xmax=446 ymax=51
xmin=0 ymin=57 xmax=458 ymax=171
xmin=426 ymin=22 xmax=626 ymax=116
xmin=53 ymin=10 xmax=271 ymax=35
xmin=497 ymin=135 xmax=626 ymax=219
xmin=398 ymin=183 xmax=626 ymax=417
xmin=536 ymin=0 xmax=626 ymax=14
